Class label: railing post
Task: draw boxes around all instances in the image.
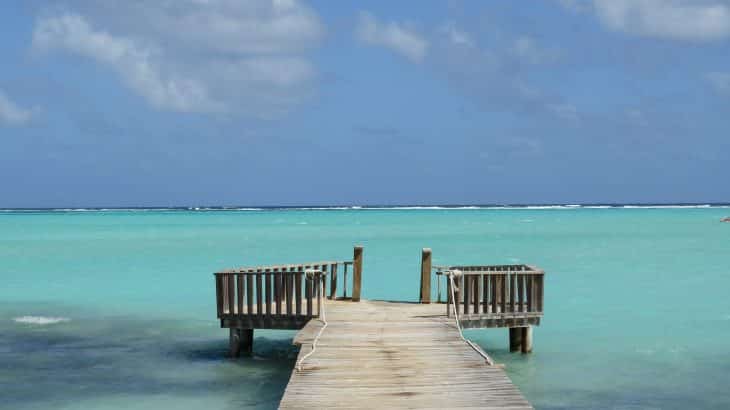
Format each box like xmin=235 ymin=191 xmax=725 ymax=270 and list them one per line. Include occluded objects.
xmin=352 ymin=245 xmax=363 ymax=302
xmin=329 ymin=263 xmax=338 ymax=300
xmin=419 ymin=248 xmax=432 ymax=303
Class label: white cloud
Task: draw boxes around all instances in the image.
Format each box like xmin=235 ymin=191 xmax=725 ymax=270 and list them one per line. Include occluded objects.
xmin=0 ymin=90 xmax=33 ymax=126
xmin=34 ymin=13 xmax=219 ymax=113
xmin=139 ymin=0 xmax=324 ymax=55
xmin=575 ymin=0 xmax=730 ymax=41
xmin=32 ymin=1 xmax=324 ymax=116
xmin=356 ymin=12 xmax=429 ymax=63
xmin=706 ymin=71 xmax=730 ymax=94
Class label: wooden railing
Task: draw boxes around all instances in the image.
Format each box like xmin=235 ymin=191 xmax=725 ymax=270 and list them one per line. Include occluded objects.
xmin=214 ymin=252 xmax=363 ymax=330
xmin=215 ymin=263 xmax=332 ymax=330
xmin=436 ymin=264 xmax=545 ymax=328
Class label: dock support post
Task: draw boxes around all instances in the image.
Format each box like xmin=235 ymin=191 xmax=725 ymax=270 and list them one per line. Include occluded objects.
xmin=521 ymin=326 xmax=532 ymax=354
xmin=509 ymin=327 xmax=522 ymax=352
xmin=352 ymin=245 xmax=363 ymax=302
xmin=230 ymin=328 xmax=254 ymax=357
xmin=420 ymin=248 xmax=432 ymax=303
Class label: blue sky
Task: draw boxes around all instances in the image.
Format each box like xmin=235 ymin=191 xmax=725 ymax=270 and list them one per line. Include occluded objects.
xmin=1 ymin=0 xmax=730 ymax=207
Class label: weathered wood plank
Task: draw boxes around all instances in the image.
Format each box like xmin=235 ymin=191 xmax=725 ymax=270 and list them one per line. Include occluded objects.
xmin=281 ymin=300 xmax=533 ymax=409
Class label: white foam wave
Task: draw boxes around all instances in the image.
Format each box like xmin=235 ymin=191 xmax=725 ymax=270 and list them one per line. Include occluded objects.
xmin=622 ymin=205 xmax=713 ymax=209
xmin=1 ymin=204 xmax=729 ymax=213
xmin=13 ymin=316 xmax=70 ymax=325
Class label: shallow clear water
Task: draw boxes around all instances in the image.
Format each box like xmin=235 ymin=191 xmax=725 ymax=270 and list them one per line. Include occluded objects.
xmin=1 ymin=208 xmax=729 ymax=409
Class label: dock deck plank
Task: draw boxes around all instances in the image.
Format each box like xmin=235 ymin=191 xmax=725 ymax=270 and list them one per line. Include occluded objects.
xmin=279 ymin=300 xmax=532 ymax=409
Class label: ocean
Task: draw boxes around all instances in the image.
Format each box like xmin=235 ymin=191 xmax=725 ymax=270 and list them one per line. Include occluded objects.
xmin=1 ymin=206 xmax=729 ymax=409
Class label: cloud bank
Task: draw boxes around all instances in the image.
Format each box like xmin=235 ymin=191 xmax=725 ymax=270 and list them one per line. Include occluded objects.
xmin=565 ymin=0 xmax=730 ymax=41
xmin=32 ymin=0 xmax=325 ymax=117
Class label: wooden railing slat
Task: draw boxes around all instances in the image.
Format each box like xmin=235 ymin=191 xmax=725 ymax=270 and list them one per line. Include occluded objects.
xmin=329 ymin=263 xmax=338 ymax=299
xmin=256 ymin=270 xmax=263 ymax=316
xmin=510 ymin=272 xmax=516 ymax=313
xmin=275 ymin=268 xmax=282 ymax=316
xmin=286 ymin=268 xmax=294 ymax=316
xmin=446 ymin=275 xmax=453 ymax=317
xmin=454 ymin=276 xmax=461 ymax=316
xmin=317 ymin=273 xmax=323 ymax=317
xmin=215 ymin=275 xmax=223 ymax=317
xmin=221 ymin=275 xmax=227 ymax=314
xmin=518 ymin=274 xmax=525 ymax=313
xmin=306 ymin=275 xmax=313 ymax=317
xmin=227 ymin=274 xmax=235 ymax=315
xmin=482 ymin=275 xmax=489 ymax=314
xmin=462 ymin=273 xmax=470 ymax=315
xmin=247 ymin=272 xmax=254 ymax=315
xmin=537 ymin=274 xmax=545 ymax=312
xmin=237 ymin=273 xmax=244 ymax=315
xmin=527 ymin=274 xmax=533 ymax=313
xmin=499 ymin=274 xmax=507 ymax=313
xmin=472 ymin=275 xmax=480 ymax=314
xmin=265 ymin=269 xmax=272 ymax=316
xmin=296 ymin=271 xmax=302 ymax=316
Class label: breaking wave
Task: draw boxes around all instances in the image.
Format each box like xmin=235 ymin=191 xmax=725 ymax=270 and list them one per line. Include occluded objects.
xmin=13 ymin=316 xmax=70 ymax=325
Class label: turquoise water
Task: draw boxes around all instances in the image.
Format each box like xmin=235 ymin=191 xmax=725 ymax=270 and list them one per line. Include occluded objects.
xmin=1 ymin=208 xmax=729 ymax=409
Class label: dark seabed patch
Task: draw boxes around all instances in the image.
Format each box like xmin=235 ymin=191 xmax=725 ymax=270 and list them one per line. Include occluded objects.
xmin=1 ymin=306 xmax=297 ymax=410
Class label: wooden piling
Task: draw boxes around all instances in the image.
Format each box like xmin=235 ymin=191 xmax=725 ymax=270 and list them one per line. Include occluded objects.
xmin=509 ymin=327 xmax=522 ymax=352
xmin=419 ymin=248 xmax=432 ymax=303
xmin=229 ymin=328 xmax=254 ymax=357
xmin=352 ymin=245 xmax=363 ymax=302
xmin=230 ymin=328 xmax=241 ymax=357
xmin=521 ymin=326 xmax=532 ymax=354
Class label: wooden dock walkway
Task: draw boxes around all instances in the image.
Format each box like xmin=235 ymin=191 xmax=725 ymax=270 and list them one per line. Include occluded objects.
xmin=213 ymin=247 xmax=544 ymax=408
xmin=279 ymin=300 xmax=532 ymax=409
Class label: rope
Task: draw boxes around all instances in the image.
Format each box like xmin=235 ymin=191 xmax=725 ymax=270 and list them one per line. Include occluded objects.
xmin=446 ymin=270 xmax=495 ymax=366
xmin=296 ymin=269 xmax=327 ymax=372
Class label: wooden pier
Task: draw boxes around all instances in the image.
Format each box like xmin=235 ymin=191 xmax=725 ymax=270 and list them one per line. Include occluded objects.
xmin=214 ymin=246 xmax=545 ymax=408
xmin=281 ymin=300 xmax=532 ymax=409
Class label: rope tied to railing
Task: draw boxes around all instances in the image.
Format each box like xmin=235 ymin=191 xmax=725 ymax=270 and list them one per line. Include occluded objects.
xmin=296 ymin=269 xmax=327 ymax=372
xmin=444 ymin=270 xmax=495 ymax=366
